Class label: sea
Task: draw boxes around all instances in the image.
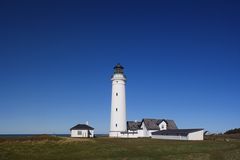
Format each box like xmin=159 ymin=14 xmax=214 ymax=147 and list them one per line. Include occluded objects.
xmin=0 ymin=134 xmax=108 ymax=138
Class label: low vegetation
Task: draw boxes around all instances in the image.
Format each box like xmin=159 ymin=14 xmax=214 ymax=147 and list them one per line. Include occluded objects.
xmin=0 ymin=135 xmax=240 ymax=160
xmin=225 ymin=128 xmax=240 ymax=135
xmin=0 ymin=134 xmax=61 ymax=143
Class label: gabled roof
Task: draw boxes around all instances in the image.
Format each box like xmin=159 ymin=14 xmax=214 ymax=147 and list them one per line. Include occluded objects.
xmin=70 ymin=124 xmax=94 ymax=130
xmin=164 ymin=119 xmax=178 ymax=129
xmin=127 ymin=121 xmax=142 ymax=130
xmin=142 ymin=119 xmax=159 ymax=130
xmin=142 ymin=118 xmax=178 ymax=130
xmin=152 ymin=129 xmax=203 ymax=136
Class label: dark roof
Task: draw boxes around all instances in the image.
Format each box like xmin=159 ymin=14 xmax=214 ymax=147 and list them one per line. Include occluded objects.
xmin=165 ymin=120 xmax=178 ymax=129
xmin=127 ymin=121 xmax=142 ymax=130
xmin=70 ymin=124 xmax=94 ymax=130
xmin=142 ymin=118 xmax=178 ymax=130
xmin=114 ymin=63 xmax=124 ymax=69
xmin=114 ymin=63 xmax=124 ymax=74
xmin=152 ymin=129 xmax=203 ymax=136
xmin=142 ymin=119 xmax=159 ymax=130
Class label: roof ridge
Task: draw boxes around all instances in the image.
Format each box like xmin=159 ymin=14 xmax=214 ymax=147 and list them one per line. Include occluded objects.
xmin=70 ymin=124 xmax=94 ymax=130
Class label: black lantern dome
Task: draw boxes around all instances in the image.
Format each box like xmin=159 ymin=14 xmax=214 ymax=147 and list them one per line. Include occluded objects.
xmin=113 ymin=63 xmax=124 ymax=74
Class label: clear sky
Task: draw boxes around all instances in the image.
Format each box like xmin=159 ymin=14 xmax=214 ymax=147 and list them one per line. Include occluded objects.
xmin=0 ymin=0 xmax=240 ymax=134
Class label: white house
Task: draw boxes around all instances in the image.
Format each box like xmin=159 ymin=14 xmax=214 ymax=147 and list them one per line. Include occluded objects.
xmin=70 ymin=124 xmax=94 ymax=138
xmin=120 ymin=119 xmax=204 ymax=140
xmin=121 ymin=118 xmax=178 ymax=138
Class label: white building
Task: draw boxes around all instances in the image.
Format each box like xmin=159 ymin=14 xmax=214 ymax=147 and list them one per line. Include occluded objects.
xmin=70 ymin=124 xmax=94 ymax=138
xmin=121 ymin=118 xmax=178 ymax=138
xmin=152 ymin=129 xmax=204 ymax=141
xmin=124 ymin=119 xmax=203 ymax=140
xmin=109 ymin=64 xmax=204 ymax=140
xmin=109 ymin=64 xmax=127 ymax=137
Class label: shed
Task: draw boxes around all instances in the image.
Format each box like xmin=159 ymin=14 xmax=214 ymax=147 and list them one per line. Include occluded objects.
xmin=70 ymin=124 xmax=94 ymax=138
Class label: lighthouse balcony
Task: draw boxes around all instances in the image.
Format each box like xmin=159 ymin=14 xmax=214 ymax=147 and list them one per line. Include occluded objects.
xmin=111 ymin=74 xmax=126 ymax=81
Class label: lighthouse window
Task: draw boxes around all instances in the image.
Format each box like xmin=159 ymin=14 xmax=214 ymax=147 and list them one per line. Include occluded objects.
xmin=115 ymin=123 xmax=117 ymax=127
xmin=116 ymin=93 xmax=118 ymax=96
xmin=116 ymin=108 xmax=118 ymax=111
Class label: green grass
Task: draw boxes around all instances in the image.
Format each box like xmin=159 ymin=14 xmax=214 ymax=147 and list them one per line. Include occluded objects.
xmin=0 ymin=135 xmax=240 ymax=160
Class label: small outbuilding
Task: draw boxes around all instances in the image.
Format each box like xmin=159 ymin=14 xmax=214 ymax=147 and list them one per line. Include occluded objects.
xmin=151 ymin=129 xmax=204 ymax=140
xmin=70 ymin=124 xmax=94 ymax=138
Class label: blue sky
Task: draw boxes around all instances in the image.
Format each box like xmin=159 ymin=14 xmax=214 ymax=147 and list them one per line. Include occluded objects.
xmin=0 ymin=0 xmax=240 ymax=134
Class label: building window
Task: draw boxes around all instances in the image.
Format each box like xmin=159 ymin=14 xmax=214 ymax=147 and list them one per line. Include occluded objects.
xmin=77 ymin=131 xmax=82 ymax=135
xmin=116 ymin=108 xmax=118 ymax=111
xmin=116 ymin=93 xmax=118 ymax=96
xmin=115 ymin=123 xmax=117 ymax=127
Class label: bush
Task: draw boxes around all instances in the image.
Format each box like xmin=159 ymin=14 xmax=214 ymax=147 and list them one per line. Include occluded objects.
xmin=224 ymin=128 xmax=240 ymax=134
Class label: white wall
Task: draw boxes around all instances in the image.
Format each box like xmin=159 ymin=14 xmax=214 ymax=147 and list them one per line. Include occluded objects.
xmin=152 ymin=135 xmax=188 ymax=140
xmin=126 ymin=130 xmax=144 ymax=138
xmin=110 ymin=73 xmax=127 ymax=137
xmin=152 ymin=130 xmax=204 ymax=141
xmin=110 ymin=130 xmax=144 ymax=138
xmin=141 ymin=122 xmax=149 ymax=137
xmin=159 ymin=121 xmax=167 ymax=130
xmin=89 ymin=130 xmax=94 ymax=137
xmin=187 ymin=130 xmax=204 ymax=140
xmin=148 ymin=130 xmax=159 ymax=137
xmin=122 ymin=132 xmax=139 ymax=138
xmin=109 ymin=131 xmax=122 ymax=137
xmin=137 ymin=130 xmax=144 ymax=137
xmin=71 ymin=130 xmax=94 ymax=138
xmin=140 ymin=122 xmax=158 ymax=137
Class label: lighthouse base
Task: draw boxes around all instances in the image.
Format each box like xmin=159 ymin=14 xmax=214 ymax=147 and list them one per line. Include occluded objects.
xmin=109 ymin=131 xmax=122 ymax=137
xmin=109 ymin=131 xmax=139 ymax=138
xmin=109 ymin=131 xmax=127 ymax=138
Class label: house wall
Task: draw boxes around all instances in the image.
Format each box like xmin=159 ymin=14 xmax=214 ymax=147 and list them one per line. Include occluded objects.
xmin=71 ymin=129 xmax=94 ymax=138
xmin=140 ymin=122 xmax=158 ymax=137
xmin=122 ymin=132 xmax=138 ymax=138
xmin=126 ymin=130 xmax=144 ymax=138
xmin=187 ymin=130 xmax=204 ymax=140
xmin=152 ymin=130 xmax=204 ymax=141
xmin=89 ymin=130 xmax=94 ymax=137
xmin=159 ymin=121 xmax=167 ymax=130
xmin=148 ymin=130 xmax=159 ymax=136
xmin=141 ymin=122 xmax=149 ymax=137
xmin=137 ymin=130 xmax=144 ymax=137
xmin=151 ymin=135 xmax=188 ymax=140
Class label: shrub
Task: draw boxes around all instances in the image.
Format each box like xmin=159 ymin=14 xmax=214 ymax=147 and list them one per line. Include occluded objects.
xmin=224 ymin=128 xmax=240 ymax=134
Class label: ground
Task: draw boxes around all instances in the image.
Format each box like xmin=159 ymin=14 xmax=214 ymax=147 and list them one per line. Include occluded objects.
xmin=0 ymin=135 xmax=240 ymax=160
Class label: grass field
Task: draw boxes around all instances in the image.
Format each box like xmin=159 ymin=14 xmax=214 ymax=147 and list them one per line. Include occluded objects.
xmin=0 ymin=135 xmax=240 ymax=160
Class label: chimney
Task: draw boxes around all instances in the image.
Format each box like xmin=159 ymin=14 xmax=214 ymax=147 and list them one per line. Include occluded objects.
xmin=86 ymin=121 xmax=89 ymax=125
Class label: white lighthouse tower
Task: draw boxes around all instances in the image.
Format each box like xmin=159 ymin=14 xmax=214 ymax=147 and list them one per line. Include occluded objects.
xmin=109 ymin=64 xmax=127 ymax=137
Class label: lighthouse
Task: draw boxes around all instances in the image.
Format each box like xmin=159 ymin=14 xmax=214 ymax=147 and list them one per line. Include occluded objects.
xmin=109 ymin=64 xmax=127 ymax=137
